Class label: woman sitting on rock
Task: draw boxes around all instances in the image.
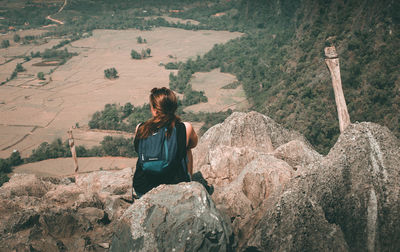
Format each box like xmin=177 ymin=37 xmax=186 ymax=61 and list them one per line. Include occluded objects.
xmin=132 ymin=87 xmax=198 ymax=197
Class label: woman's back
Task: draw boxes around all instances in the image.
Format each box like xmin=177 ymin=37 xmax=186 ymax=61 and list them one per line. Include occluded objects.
xmin=132 ymin=87 xmax=197 ymax=196
xmin=133 ymin=121 xmax=189 ymax=195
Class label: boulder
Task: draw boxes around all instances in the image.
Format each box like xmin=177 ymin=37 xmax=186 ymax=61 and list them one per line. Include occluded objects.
xmin=194 ymin=111 xmax=305 ymax=186
xmin=243 ymin=122 xmax=400 ymax=251
xmin=110 ymin=182 xmax=235 ymax=252
xmin=0 ymin=168 xmax=133 ymax=252
xmin=273 ymin=139 xmax=322 ymax=173
xmin=0 ymin=173 xmax=50 ymax=198
xmin=198 ymin=145 xmax=261 ymax=187
xmin=212 ymin=155 xmax=293 ymax=237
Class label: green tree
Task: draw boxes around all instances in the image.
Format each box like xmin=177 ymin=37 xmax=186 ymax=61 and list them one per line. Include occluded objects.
xmin=1 ymin=40 xmax=10 ymax=48
xmin=15 ymin=63 xmax=25 ymax=72
xmin=9 ymin=151 xmax=23 ymax=166
xmin=146 ymin=48 xmax=151 ymax=56
xmin=104 ymin=68 xmax=118 ymax=79
xmin=0 ymin=173 xmax=9 ymax=187
xmin=0 ymin=159 xmax=11 ymax=173
xmin=37 ymin=72 xmax=45 ymax=80
xmin=131 ymin=49 xmax=141 ymax=59
xmin=136 ymin=36 xmax=143 ymax=43
xmin=13 ymin=34 xmax=20 ymax=43
xmin=123 ymin=102 xmax=133 ymax=118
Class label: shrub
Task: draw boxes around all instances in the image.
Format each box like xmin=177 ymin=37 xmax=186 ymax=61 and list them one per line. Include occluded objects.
xmin=131 ymin=49 xmax=141 ymax=59
xmin=1 ymin=40 xmax=10 ymax=48
xmin=104 ymin=67 xmax=118 ymax=79
xmin=37 ymin=72 xmax=45 ymax=80
xmin=15 ymin=63 xmax=25 ymax=72
xmin=164 ymin=62 xmax=181 ymax=70
xmin=13 ymin=34 xmax=20 ymax=43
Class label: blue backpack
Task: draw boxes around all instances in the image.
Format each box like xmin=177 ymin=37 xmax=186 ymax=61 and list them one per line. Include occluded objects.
xmin=137 ymin=127 xmax=179 ymax=174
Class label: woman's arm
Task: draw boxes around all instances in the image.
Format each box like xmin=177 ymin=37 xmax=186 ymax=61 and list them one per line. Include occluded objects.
xmin=183 ymin=122 xmax=198 ymax=177
xmin=183 ymin=122 xmax=198 ymax=149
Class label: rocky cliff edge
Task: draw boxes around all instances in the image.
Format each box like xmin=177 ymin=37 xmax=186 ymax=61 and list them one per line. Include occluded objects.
xmin=1 ymin=111 xmax=399 ymax=251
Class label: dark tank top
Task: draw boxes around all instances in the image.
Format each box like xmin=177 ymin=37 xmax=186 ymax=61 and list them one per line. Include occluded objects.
xmin=132 ymin=121 xmax=190 ymax=195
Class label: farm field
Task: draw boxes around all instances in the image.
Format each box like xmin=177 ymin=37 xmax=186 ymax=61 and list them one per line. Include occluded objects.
xmin=0 ymin=27 xmax=243 ymax=158
xmin=13 ymin=156 xmax=137 ymax=177
xmin=184 ymin=68 xmax=249 ymax=113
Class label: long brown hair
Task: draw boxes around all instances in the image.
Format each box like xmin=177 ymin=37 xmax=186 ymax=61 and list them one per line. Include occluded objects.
xmin=136 ymin=87 xmax=181 ymax=139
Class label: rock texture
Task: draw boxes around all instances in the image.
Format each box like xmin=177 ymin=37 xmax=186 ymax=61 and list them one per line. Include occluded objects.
xmin=110 ymin=182 xmax=234 ymax=252
xmin=193 ymin=111 xmax=306 ymax=186
xmin=193 ymin=111 xmax=309 ymax=240
xmin=244 ymin=122 xmax=400 ymax=251
xmin=0 ymin=168 xmax=133 ymax=251
xmin=2 ymin=112 xmax=400 ymax=252
xmin=273 ymin=139 xmax=322 ymax=173
xmin=212 ymin=155 xmax=293 ymax=236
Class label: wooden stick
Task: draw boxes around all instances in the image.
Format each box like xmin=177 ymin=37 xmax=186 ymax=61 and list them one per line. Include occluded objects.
xmin=324 ymin=46 xmax=351 ymax=133
xmin=68 ymin=129 xmax=79 ymax=175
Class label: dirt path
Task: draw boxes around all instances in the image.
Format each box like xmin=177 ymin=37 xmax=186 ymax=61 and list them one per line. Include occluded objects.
xmin=46 ymin=0 xmax=67 ymax=25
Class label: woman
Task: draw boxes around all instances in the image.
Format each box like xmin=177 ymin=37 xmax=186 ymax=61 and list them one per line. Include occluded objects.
xmin=132 ymin=87 xmax=198 ymax=196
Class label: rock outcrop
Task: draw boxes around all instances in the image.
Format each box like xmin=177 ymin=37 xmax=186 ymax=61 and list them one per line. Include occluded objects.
xmin=110 ymin=182 xmax=234 ymax=251
xmin=0 ymin=168 xmax=133 ymax=251
xmin=1 ymin=112 xmax=400 ymax=252
xmin=193 ymin=112 xmax=310 ymax=241
xmin=193 ymin=111 xmax=306 ymax=187
xmin=243 ymin=122 xmax=400 ymax=251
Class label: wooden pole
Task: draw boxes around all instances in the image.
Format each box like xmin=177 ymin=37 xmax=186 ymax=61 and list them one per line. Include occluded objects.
xmin=68 ymin=129 xmax=79 ymax=175
xmin=324 ymin=46 xmax=351 ymax=133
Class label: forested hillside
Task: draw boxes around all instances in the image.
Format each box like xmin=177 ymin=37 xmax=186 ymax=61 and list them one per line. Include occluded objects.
xmin=169 ymin=0 xmax=399 ymax=154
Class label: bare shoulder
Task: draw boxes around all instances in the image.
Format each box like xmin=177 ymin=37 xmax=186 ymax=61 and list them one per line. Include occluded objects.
xmin=134 ymin=123 xmax=141 ymax=136
xmin=183 ymin=121 xmax=193 ymax=131
xmin=183 ymin=121 xmax=198 ymax=149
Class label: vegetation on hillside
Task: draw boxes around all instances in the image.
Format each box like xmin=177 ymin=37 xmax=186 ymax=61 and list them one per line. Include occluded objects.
xmin=165 ymin=0 xmax=400 ymax=154
xmin=0 ymin=151 xmax=23 ymax=186
xmin=1 ymin=0 xmax=398 ymax=160
xmin=88 ymin=101 xmax=231 ymax=136
xmin=26 ymin=137 xmax=137 ymax=163
xmin=0 ymin=137 xmax=137 ymax=185
xmin=89 ymin=103 xmax=151 ymax=133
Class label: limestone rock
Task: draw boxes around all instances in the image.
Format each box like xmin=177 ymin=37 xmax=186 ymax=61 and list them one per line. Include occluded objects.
xmin=318 ymin=122 xmax=400 ymax=251
xmin=110 ymin=182 xmax=234 ymax=252
xmin=243 ymin=122 xmax=400 ymax=251
xmin=273 ymin=139 xmax=322 ymax=173
xmin=246 ymin=187 xmax=349 ymax=251
xmin=0 ymin=173 xmax=50 ymax=198
xmin=194 ymin=111 xmax=305 ymax=186
xmin=212 ymin=155 xmax=293 ymax=236
xmin=199 ymin=145 xmax=261 ymax=187
xmin=0 ymin=168 xmax=133 ymax=252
